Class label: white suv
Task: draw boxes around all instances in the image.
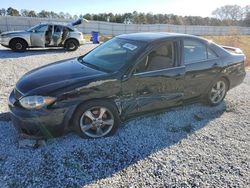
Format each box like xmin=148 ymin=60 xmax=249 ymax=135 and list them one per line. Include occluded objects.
xmin=0 ymin=21 xmax=86 ymax=52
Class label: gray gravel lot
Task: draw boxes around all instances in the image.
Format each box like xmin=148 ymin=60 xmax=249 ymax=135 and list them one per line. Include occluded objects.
xmin=0 ymin=45 xmax=249 ymax=187
xmin=0 ymin=44 xmax=98 ymax=113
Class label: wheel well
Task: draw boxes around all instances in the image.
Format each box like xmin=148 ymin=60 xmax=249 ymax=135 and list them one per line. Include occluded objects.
xmin=221 ymin=76 xmax=230 ymax=90
xmin=9 ymin=38 xmax=28 ymax=47
xmin=64 ymin=38 xmax=79 ymax=46
xmin=68 ymin=98 xmax=121 ymax=128
xmin=202 ymin=75 xmax=231 ymax=99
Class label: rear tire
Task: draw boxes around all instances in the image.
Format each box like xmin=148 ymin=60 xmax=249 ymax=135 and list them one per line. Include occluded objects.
xmin=64 ymin=39 xmax=78 ymax=51
xmin=72 ymin=101 xmax=120 ymax=139
xmin=206 ymin=78 xmax=228 ymax=106
xmin=10 ymin=39 xmax=27 ymax=52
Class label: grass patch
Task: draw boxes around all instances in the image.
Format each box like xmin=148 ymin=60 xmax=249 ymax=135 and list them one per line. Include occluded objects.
xmin=83 ymin=34 xmax=112 ymax=42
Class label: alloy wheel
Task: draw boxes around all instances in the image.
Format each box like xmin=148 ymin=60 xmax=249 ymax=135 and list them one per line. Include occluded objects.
xmin=209 ymin=80 xmax=226 ymax=104
xmin=79 ymin=106 xmax=114 ymax=138
xmin=67 ymin=42 xmax=76 ymax=50
xmin=15 ymin=43 xmax=23 ymax=50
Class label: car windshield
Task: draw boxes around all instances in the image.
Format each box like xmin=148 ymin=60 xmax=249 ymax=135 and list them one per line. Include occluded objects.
xmin=26 ymin=24 xmax=41 ymax=32
xmin=79 ymin=38 xmax=145 ymax=72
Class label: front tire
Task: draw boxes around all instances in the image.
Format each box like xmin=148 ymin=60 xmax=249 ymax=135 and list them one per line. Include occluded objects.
xmin=206 ymin=78 xmax=228 ymax=106
xmin=64 ymin=39 xmax=78 ymax=51
xmin=10 ymin=39 xmax=27 ymax=52
xmin=72 ymin=101 xmax=120 ymax=139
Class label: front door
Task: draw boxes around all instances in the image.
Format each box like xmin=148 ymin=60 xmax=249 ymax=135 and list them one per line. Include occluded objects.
xmin=52 ymin=25 xmax=63 ymax=46
xmin=30 ymin=24 xmax=48 ymax=47
xmin=121 ymin=40 xmax=185 ymax=117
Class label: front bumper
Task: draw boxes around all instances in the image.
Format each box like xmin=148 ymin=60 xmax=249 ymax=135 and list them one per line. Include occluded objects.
xmin=8 ymin=90 xmax=75 ymax=138
xmin=0 ymin=36 xmax=10 ymax=47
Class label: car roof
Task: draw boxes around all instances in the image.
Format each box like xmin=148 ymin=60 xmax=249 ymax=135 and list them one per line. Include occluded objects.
xmin=40 ymin=22 xmax=67 ymax=26
xmin=117 ymin=32 xmax=203 ymax=42
xmin=39 ymin=22 xmax=76 ymax=30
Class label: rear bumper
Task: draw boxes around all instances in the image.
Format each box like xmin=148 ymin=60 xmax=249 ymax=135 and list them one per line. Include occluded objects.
xmin=228 ymin=71 xmax=246 ymax=89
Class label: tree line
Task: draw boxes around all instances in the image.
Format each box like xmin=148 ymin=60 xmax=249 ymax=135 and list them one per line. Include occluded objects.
xmin=0 ymin=5 xmax=249 ymax=26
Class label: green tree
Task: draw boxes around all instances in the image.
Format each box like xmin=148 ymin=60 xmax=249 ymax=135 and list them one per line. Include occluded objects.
xmin=83 ymin=13 xmax=91 ymax=20
xmin=49 ymin=11 xmax=59 ymax=18
xmin=146 ymin=13 xmax=154 ymax=24
xmin=21 ymin=9 xmax=29 ymax=17
xmin=0 ymin=8 xmax=6 ymax=16
xmin=212 ymin=5 xmax=243 ymax=25
xmin=38 ymin=10 xmax=50 ymax=18
xmin=28 ymin=10 xmax=36 ymax=17
xmin=108 ymin=13 xmax=116 ymax=22
xmin=7 ymin=7 xmax=20 ymax=16
xmin=243 ymin=12 xmax=250 ymax=26
xmin=65 ymin=13 xmax=72 ymax=19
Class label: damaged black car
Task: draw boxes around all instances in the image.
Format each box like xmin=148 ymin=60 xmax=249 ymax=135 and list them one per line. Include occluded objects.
xmin=8 ymin=32 xmax=246 ymax=139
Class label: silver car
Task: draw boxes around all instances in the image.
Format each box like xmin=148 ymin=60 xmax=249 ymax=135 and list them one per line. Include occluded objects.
xmin=0 ymin=21 xmax=85 ymax=52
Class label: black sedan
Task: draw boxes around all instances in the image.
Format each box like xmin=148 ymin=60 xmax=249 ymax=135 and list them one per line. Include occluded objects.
xmin=8 ymin=32 xmax=246 ymax=139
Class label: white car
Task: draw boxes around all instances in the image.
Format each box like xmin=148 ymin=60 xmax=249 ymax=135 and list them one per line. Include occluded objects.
xmin=0 ymin=19 xmax=86 ymax=52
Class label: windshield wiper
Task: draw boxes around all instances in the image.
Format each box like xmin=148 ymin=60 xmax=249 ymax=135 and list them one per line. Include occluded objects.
xmin=77 ymin=58 xmax=110 ymax=73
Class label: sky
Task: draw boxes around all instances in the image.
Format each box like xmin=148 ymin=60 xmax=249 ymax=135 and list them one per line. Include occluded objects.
xmin=1 ymin=0 xmax=249 ymax=17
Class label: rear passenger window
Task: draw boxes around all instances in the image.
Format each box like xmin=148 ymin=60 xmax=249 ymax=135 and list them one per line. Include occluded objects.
xmin=54 ymin=25 xmax=63 ymax=32
xmin=207 ymin=47 xmax=218 ymax=59
xmin=184 ymin=40 xmax=207 ymax=64
xmin=184 ymin=39 xmax=218 ymax=64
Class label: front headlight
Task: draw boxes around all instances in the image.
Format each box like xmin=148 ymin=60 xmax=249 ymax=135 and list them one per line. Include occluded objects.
xmin=0 ymin=34 xmax=8 ymax=38
xmin=19 ymin=96 xmax=56 ymax=110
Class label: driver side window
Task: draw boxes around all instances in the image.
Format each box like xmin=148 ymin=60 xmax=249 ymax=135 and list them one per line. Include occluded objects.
xmin=134 ymin=41 xmax=175 ymax=74
xmin=35 ymin=25 xmax=48 ymax=32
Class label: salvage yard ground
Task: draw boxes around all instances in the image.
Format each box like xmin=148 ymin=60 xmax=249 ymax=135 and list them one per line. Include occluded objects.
xmin=0 ymin=44 xmax=249 ymax=187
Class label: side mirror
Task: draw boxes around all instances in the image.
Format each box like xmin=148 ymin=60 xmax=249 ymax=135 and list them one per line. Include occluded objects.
xmin=122 ymin=74 xmax=129 ymax=81
xmin=132 ymin=68 xmax=138 ymax=75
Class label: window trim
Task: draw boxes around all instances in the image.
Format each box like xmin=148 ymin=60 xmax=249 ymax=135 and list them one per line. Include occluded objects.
xmin=34 ymin=24 xmax=49 ymax=33
xmin=183 ymin=39 xmax=207 ymax=64
xmin=206 ymin=45 xmax=219 ymax=59
xmin=182 ymin=38 xmax=219 ymax=65
xmin=132 ymin=40 xmax=178 ymax=75
xmin=133 ymin=65 xmax=185 ymax=76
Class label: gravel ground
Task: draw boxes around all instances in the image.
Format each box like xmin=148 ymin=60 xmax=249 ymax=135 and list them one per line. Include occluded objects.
xmin=0 ymin=45 xmax=250 ymax=187
xmin=0 ymin=44 xmax=98 ymax=113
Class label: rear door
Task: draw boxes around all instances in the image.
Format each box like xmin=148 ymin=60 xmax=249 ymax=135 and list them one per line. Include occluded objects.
xmin=121 ymin=40 xmax=185 ymax=117
xmin=182 ymin=38 xmax=221 ymax=100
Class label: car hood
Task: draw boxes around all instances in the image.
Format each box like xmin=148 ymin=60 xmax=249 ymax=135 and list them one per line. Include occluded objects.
xmin=16 ymin=58 xmax=106 ymax=96
xmin=1 ymin=30 xmax=28 ymax=36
